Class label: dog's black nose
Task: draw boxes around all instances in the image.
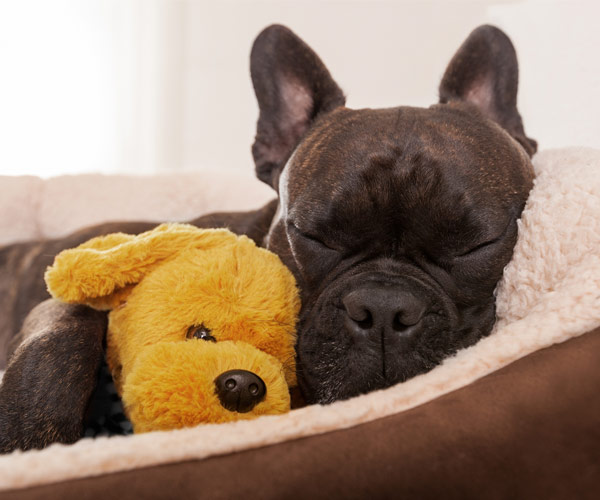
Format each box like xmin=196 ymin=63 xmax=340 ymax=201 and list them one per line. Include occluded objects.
xmin=343 ymin=287 xmax=427 ymax=338
xmin=214 ymin=369 xmax=266 ymax=413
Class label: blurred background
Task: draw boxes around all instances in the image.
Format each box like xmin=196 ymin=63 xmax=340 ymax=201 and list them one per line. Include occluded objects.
xmin=0 ymin=0 xmax=598 ymax=178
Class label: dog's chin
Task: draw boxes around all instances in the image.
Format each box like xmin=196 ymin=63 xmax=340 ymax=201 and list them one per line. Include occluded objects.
xmin=295 ymin=284 xmax=496 ymax=405
xmin=297 ymin=341 xmax=440 ymax=405
xmin=297 ymin=325 xmax=451 ymax=405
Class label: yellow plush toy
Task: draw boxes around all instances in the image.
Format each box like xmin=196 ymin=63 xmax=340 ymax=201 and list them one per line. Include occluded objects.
xmin=45 ymin=223 xmax=300 ymax=433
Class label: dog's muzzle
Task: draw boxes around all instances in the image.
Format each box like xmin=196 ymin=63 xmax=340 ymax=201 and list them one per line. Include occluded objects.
xmin=295 ymin=260 xmax=460 ymax=403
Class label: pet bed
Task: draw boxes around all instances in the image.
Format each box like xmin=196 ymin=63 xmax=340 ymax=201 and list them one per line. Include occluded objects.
xmin=0 ymin=147 xmax=599 ymax=498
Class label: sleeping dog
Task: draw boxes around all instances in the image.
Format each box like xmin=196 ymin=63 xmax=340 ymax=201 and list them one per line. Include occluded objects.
xmin=0 ymin=24 xmax=535 ymax=451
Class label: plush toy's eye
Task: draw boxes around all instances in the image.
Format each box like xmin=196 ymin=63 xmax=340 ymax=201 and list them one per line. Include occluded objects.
xmin=186 ymin=324 xmax=216 ymax=342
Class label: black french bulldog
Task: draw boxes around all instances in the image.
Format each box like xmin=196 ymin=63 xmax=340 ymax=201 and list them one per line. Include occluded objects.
xmin=251 ymin=24 xmax=535 ymax=403
xmin=0 ymin=23 xmax=535 ymax=452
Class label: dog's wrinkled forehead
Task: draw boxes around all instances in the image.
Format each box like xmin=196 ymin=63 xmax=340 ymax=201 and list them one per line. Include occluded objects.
xmin=282 ymin=104 xmax=532 ymax=221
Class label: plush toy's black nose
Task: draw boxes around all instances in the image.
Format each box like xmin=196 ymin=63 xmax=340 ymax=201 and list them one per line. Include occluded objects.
xmin=214 ymin=370 xmax=266 ymax=413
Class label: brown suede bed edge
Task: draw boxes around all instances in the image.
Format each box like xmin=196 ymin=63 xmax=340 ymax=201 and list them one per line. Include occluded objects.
xmin=4 ymin=327 xmax=600 ymax=500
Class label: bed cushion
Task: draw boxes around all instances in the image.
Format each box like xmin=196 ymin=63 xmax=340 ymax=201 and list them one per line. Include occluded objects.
xmin=3 ymin=327 xmax=598 ymax=499
xmin=0 ymin=147 xmax=599 ymax=496
xmin=0 ymin=169 xmax=272 ymax=245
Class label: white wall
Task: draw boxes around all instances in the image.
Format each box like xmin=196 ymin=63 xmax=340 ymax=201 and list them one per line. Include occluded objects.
xmin=0 ymin=0 xmax=598 ymax=177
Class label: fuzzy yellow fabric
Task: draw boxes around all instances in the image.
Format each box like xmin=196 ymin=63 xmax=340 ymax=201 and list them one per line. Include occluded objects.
xmin=45 ymin=225 xmax=240 ymax=309
xmin=124 ymin=341 xmax=291 ymax=433
xmin=46 ymin=223 xmax=300 ymax=432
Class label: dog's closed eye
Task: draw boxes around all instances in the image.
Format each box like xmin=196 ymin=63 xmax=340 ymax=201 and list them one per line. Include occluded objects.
xmin=288 ymin=222 xmax=338 ymax=252
xmin=186 ymin=324 xmax=217 ymax=342
xmin=456 ymin=237 xmax=500 ymax=257
xmin=455 ymin=219 xmax=514 ymax=258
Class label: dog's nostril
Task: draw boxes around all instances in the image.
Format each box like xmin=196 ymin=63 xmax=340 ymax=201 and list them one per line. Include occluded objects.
xmin=356 ymin=310 xmax=374 ymax=330
xmin=392 ymin=309 xmax=423 ymax=331
xmin=343 ymin=293 xmax=374 ymax=330
xmin=392 ymin=312 xmax=408 ymax=331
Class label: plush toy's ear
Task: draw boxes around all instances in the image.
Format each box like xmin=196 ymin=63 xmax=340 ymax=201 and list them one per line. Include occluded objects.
xmin=45 ymin=224 xmax=238 ymax=310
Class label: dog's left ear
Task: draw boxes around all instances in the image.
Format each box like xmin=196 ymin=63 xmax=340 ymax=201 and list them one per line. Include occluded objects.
xmin=251 ymin=25 xmax=346 ymax=190
xmin=439 ymin=25 xmax=537 ymax=156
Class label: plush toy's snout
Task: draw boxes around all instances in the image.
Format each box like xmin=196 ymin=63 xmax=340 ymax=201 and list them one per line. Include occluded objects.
xmin=123 ymin=340 xmax=291 ymax=432
xmin=46 ymin=223 xmax=300 ymax=433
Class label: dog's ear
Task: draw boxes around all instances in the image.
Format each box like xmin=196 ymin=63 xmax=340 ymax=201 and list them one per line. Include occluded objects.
xmin=439 ymin=25 xmax=537 ymax=156
xmin=45 ymin=224 xmax=238 ymax=310
xmin=251 ymin=24 xmax=345 ymax=189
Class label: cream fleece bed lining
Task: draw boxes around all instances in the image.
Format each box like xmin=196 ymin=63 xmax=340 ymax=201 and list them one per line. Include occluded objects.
xmin=1 ymin=147 xmax=599 ymax=491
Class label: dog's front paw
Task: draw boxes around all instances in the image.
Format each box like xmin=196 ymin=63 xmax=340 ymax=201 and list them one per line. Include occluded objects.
xmin=0 ymin=300 xmax=106 ymax=454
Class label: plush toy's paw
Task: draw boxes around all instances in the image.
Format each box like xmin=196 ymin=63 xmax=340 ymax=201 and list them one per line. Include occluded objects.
xmin=122 ymin=340 xmax=291 ymax=433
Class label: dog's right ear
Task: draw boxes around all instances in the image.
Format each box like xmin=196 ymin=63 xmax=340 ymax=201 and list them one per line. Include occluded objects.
xmin=439 ymin=25 xmax=537 ymax=156
xmin=251 ymin=25 xmax=345 ymax=190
